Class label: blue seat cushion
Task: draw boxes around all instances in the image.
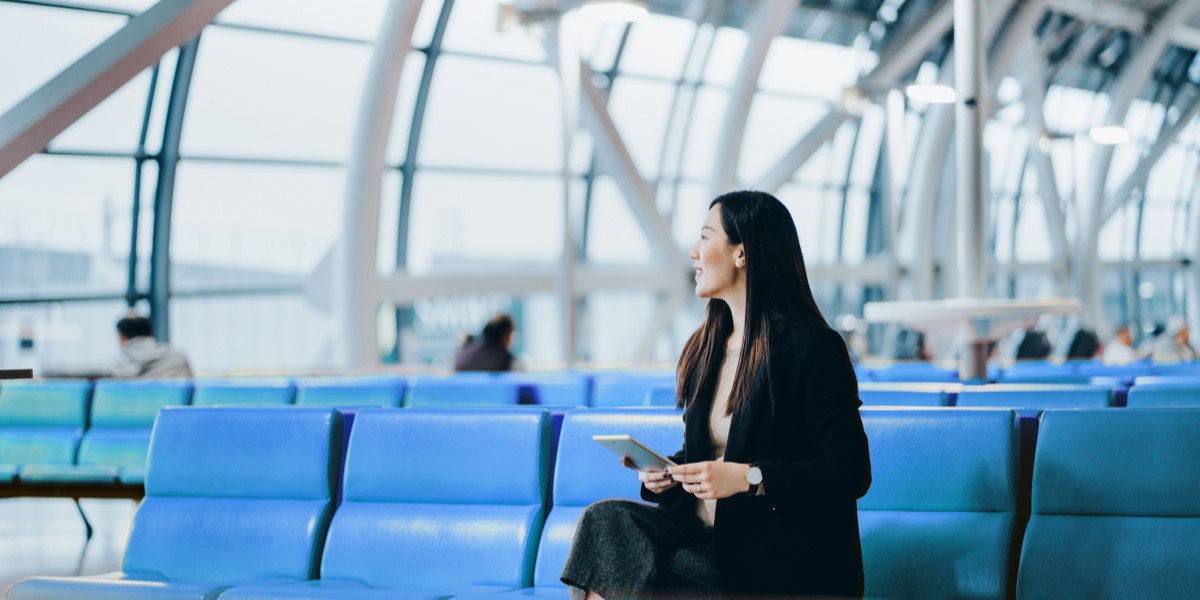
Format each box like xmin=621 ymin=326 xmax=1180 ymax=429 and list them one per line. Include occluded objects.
xmin=191 ymin=380 xmax=295 ymax=407
xmin=405 ymin=378 xmax=520 ymax=406
xmin=860 ymin=511 xmax=1015 ymax=600
xmin=119 ymin=467 xmax=147 ymax=486
xmin=319 ymin=503 xmax=543 ymax=591
xmin=81 ymin=429 xmax=153 ymax=468
xmin=18 ymin=464 xmax=119 ymax=484
xmin=0 ymin=428 xmax=82 ymax=466
xmin=1126 ymin=384 xmax=1200 ymax=407
xmin=7 ymin=572 xmax=239 ymax=600
xmin=124 ymin=497 xmax=332 ymax=583
xmin=0 ymin=463 xmax=18 ymax=482
xmin=222 ymin=581 xmax=515 ymax=600
xmin=1018 ymin=514 xmax=1200 ymax=599
xmin=532 ymin=507 xmax=583 ymax=588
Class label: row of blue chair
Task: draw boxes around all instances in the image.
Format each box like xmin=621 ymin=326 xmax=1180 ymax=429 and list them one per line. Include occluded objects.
xmin=8 ymin=405 xmax=1200 ymax=599
xmin=858 ymin=359 xmax=1200 ymax=385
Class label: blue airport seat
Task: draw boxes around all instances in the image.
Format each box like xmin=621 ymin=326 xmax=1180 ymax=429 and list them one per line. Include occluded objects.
xmin=644 ymin=384 xmax=677 ymax=407
xmin=1018 ymin=409 xmax=1200 ymax=598
xmin=504 ymin=373 xmax=591 ymax=407
xmin=869 ymin=363 xmax=960 ymax=383
xmin=998 ymin=361 xmax=1091 ymax=384
xmin=19 ymin=380 xmax=192 ymax=486
xmin=192 ymin=378 xmax=295 ymax=406
xmin=956 ymin=384 xmax=1112 ymax=410
xmin=589 ymin=372 xmax=675 ymax=408
xmin=8 ymin=406 xmax=343 ymax=600
xmin=0 ymin=380 xmax=91 ymax=483
xmin=857 ymin=383 xmax=955 ymax=406
xmin=1132 ymin=375 xmax=1200 ymax=386
xmin=1149 ymin=361 xmax=1200 ymax=376
xmin=498 ymin=408 xmax=685 ymax=600
xmin=1126 ymin=382 xmax=1200 ymax=407
xmin=295 ymin=376 xmax=407 ymax=408
xmin=221 ymin=407 xmax=552 ymax=599
xmin=406 ymin=376 xmax=521 ymax=407
xmin=859 ymin=408 xmax=1020 ymax=599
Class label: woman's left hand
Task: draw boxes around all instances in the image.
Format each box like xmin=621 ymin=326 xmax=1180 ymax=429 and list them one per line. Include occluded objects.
xmin=670 ymin=461 xmax=750 ymax=500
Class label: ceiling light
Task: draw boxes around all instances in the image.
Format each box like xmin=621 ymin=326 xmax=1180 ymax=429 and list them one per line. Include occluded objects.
xmin=904 ymin=84 xmax=956 ymax=104
xmin=579 ymin=0 xmax=649 ymax=22
xmin=1088 ymin=125 xmax=1131 ymax=145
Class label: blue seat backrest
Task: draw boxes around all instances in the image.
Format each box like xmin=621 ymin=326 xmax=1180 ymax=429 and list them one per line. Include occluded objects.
xmin=859 ymin=408 xmax=1019 ymax=599
xmin=858 ymin=383 xmax=953 ymax=406
xmin=321 ymin=407 xmax=550 ymax=592
xmin=644 ymin=385 xmax=677 ymax=407
xmin=123 ymin=407 xmax=341 ymax=584
xmin=535 ymin=408 xmax=684 ymax=588
xmin=504 ymin=373 xmax=591 ymax=407
xmin=1018 ymin=409 xmax=1200 ymax=598
xmin=0 ymin=381 xmax=91 ymax=467
xmin=406 ymin=376 xmax=520 ymax=406
xmin=295 ymin=377 xmax=407 ymax=408
xmin=956 ymin=384 xmax=1111 ymax=409
xmin=870 ymin=362 xmax=959 ymax=383
xmin=0 ymin=381 xmax=91 ymax=427
xmin=1126 ymin=383 xmax=1200 ymax=407
xmin=81 ymin=380 xmax=193 ymax=469
xmin=998 ymin=361 xmax=1090 ymax=384
xmin=192 ymin=378 xmax=295 ymax=406
xmin=91 ymin=380 xmax=193 ymax=428
xmin=589 ymin=372 xmax=676 ymax=407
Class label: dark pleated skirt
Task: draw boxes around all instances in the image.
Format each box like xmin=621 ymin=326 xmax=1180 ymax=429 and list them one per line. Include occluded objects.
xmin=561 ymin=499 xmax=720 ymax=600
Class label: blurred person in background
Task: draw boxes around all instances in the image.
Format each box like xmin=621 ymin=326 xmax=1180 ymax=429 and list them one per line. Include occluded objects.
xmin=1103 ymin=323 xmax=1137 ymax=365
xmin=453 ymin=313 xmax=519 ymax=372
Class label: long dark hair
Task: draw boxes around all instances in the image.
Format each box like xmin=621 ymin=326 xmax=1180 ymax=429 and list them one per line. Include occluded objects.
xmin=676 ymin=190 xmax=826 ymax=416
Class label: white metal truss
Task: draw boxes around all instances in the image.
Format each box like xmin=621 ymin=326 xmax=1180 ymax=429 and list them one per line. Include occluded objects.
xmin=1047 ymin=0 xmax=1200 ymax=51
xmin=0 ymin=0 xmax=236 ymax=179
xmin=1018 ymin=46 xmax=1070 ymax=287
xmin=1102 ymin=89 xmax=1200 ymax=224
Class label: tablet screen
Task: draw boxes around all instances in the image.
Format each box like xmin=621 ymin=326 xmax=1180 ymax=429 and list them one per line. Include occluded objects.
xmin=593 ymin=434 xmax=677 ymax=471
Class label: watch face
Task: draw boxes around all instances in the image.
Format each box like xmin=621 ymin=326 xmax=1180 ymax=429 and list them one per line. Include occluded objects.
xmin=746 ymin=467 xmax=763 ymax=485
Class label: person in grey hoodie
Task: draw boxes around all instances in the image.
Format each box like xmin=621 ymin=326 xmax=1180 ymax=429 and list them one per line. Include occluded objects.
xmin=113 ymin=315 xmax=192 ymax=378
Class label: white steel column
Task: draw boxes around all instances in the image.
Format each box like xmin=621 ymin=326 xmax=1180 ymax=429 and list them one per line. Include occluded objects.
xmin=1078 ymin=0 xmax=1199 ymax=336
xmin=711 ymin=0 xmax=795 ymax=195
xmin=337 ymin=0 xmax=423 ymax=368
xmin=0 ymin=0 xmax=236 ymax=178
xmin=546 ymin=15 xmax=582 ymax=366
xmin=954 ymin=0 xmax=987 ymax=300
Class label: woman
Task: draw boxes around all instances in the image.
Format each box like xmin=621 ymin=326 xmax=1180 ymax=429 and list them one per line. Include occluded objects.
xmin=561 ymin=190 xmax=871 ymax=599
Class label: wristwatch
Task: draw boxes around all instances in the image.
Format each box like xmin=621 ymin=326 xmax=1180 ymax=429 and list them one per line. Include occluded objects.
xmin=745 ymin=464 xmax=763 ymax=495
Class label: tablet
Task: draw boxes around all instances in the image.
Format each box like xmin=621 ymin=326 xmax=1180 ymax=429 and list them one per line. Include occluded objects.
xmin=592 ymin=434 xmax=677 ymax=472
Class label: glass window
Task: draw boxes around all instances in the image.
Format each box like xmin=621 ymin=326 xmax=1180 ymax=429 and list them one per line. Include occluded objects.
xmin=412 ymin=0 xmax=445 ymax=49
xmin=1139 ymin=197 xmax=1180 ymax=260
xmin=585 ymin=176 xmax=651 ymax=264
xmin=171 ymin=292 xmax=331 ymax=372
xmin=681 ymin=86 xmax=727 ymax=180
xmin=406 ymin=172 xmax=564 ymax=274
xmin=0 ymin=300 xmax=130 ymax=375
xmin=607 ymin=76 xmax=676 ymax=180
xmin=420 ymin=55 xmax=562 ymax=170
xmin=619 ymin=14 xmax=696 ymax=79
xmin=584 ymin=290 xmax=657 ymax=362
xmin=702 ymin=26 xmax=746 ymax=87
xmin=841 ymin=190 xmax=870 ymax=264
xmin=171 ymin=161 xmax=344 ymax=286
xmin=760 ymin=36 xmax=874 ymax=103
xmin=216 ymin=0 xmax=388 ymax=40
xmin=739 ymin=95 xmax=831 ymax=184
xmin=0 ymin=3 xmax=125 ymax=115
xmin=143 ymin=48 xmax=178 ymax=156
xmin=49 ymin=69 xmax=152 ymax=153
xmin=441 ymin=0 xmax=546 ymax=62
xmin=1014 ymin=195 xmax=1051 ymax=262
xmin=848 ymin=106 xmax=884 ymax=188
xmin=776 ymin=183 xmax=827 ymax=263
xmin=377 ymin=170 xmax=402 ymax=274
xmin=1098 ymin=203 xmax=1136 ymax=262
xmin=0 ymin=155 xmax=133 ymax=296
xmin=182 ymin=27 xmax=371 ymax=161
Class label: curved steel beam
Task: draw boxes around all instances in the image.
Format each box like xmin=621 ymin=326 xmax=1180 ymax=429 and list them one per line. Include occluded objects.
xmin=711 ymin=0 xmax=796 ymax=195
xmin=1102 ymin=89 xmax=1200 ymax=224
xmin=337 ymin=0 xmax=424 ymax=367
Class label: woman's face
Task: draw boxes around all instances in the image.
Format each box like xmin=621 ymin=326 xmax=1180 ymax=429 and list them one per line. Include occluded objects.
xmin=689 ymin=205 xmax=745 ymax=300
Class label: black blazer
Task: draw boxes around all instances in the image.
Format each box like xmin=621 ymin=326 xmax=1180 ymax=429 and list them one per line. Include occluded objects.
xmin=642 ymin=317 xmax=871 ymax=598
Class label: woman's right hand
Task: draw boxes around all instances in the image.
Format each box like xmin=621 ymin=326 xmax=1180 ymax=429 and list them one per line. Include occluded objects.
xmin=623 ymin=457 xmax=678 ymax=494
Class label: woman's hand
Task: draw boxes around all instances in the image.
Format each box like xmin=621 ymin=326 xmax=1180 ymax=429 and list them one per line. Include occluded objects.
xmin=622 ymin=457 xmax=678 ymax=494
xmin=670 ymin=461 xmax=750 ymax=500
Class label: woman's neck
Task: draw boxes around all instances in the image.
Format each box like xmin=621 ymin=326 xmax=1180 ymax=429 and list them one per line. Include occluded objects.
xmin=725 ymin=294 xmax=746 ymax=349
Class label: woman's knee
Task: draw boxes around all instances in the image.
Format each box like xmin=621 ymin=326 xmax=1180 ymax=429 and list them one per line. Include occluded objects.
xmin=581 ymin=499 xmax=640 ymax=523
